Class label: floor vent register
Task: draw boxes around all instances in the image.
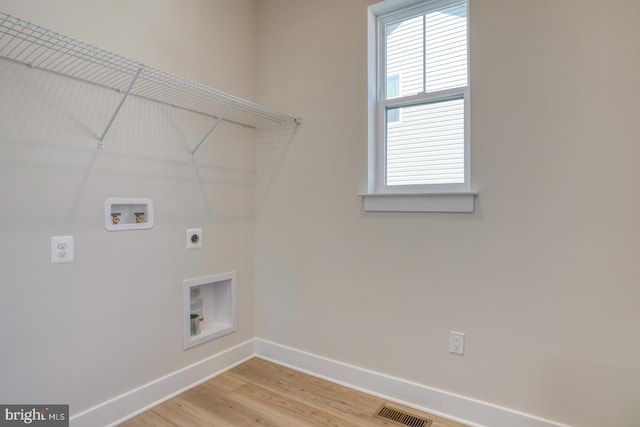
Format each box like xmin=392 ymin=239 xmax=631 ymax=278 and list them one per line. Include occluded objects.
xmin=374 ymin=403 xmax=433 ymax=427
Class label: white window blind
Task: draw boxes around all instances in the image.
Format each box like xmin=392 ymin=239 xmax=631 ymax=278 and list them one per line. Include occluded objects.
xmin=380 ymin=0 xmax=468 ymax=189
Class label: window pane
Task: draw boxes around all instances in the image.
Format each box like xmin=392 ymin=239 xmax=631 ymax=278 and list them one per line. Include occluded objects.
xmin=425 ymin=2 xmax=467 ymax=92
xmin=385 ymin=16 xmax=423 ymax=97
xmin=386 ymin=98 xmax=464 ymax=186
xmin=385 ymin=1 xmax=467 ymax=96
xmin=386 ymin=74 xmax=400 ymax=122
xmin=386 ymin=73 xmax=400 ymax=99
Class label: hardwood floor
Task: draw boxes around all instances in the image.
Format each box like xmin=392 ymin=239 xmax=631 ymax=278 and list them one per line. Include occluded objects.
xmin=120 ymin=357 xmax=468 ymax=427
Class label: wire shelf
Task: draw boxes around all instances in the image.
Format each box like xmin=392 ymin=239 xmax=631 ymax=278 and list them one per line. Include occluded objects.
xmin=0 ymin=12 xmax=300 ymax=148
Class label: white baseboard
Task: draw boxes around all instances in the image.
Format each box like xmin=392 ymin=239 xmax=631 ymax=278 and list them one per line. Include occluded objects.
xmin=255 ymin=338 xmax=572 ymax=427
xmin=68 ymin=338 xmax=572 ymax=427
xmin=69 ymin=339 xmax=255 ymax=427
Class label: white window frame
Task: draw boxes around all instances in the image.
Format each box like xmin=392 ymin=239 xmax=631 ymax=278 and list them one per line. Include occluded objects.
xmin=362 ymin=0 xmax=476 ymax=213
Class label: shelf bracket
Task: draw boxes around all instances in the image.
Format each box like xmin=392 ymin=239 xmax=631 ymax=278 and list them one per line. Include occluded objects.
xmin=189 ymin=100 xmax=237 ymax=160
xmin=98 ymin=65 xmax=143 ymax=148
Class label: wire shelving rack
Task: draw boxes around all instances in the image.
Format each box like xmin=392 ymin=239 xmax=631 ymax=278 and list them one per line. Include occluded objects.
xmin=0 ymin=12 xmax=300 ymax=154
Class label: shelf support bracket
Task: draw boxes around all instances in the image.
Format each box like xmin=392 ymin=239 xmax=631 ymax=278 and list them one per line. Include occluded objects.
xmin=190 ymin=100 xmax=237 ymax=160
xmin=98 ymin=65 xmax=144 ymax=148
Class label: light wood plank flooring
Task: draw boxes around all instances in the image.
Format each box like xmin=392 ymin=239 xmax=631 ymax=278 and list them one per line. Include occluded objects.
xmin=121 ymin=358 xmax=468 ymax=427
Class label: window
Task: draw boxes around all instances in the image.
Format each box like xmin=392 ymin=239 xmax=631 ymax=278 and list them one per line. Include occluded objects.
xmin=363 ymin=0 xmax=475 ymax=212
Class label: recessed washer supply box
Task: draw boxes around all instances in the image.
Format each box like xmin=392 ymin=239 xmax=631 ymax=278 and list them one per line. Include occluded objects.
xmin=104 ymin=198 xmax=154 ymax=231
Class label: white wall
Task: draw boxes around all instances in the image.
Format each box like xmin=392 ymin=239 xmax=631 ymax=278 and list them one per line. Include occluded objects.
xmin=0 ymin=0 xmax=257 ymax=418
xmin=254 ymin=1 xmax=640 ymax=427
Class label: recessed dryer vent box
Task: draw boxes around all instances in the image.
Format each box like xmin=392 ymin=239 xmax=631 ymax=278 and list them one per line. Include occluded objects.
xmin=104 ymin=198 xmax=154 ymax=231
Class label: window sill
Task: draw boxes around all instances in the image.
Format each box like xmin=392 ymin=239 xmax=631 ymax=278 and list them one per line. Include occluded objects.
xmin=359 ymin=191 xmax=477 ymax=213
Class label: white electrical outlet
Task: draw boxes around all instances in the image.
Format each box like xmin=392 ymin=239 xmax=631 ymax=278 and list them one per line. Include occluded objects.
xmin=186 ymin=228 xmax=203 ymax=249
xmin=449 ymin=331 xmax=464 ymax=355
xmin=50 ymin=236 xmax=74 ymax=264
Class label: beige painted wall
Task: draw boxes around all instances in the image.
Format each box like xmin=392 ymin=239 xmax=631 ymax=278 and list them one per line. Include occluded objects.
xmin=254 ymin=1 xmax=640 ymax=426
xmin=1 ymin=1 xmax=639 ymax=425
xmin=0 ymin=0 xmax=257 ymax=416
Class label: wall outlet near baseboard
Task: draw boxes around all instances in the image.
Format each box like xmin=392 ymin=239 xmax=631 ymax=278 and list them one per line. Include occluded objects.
xmin=449 ymin=331 xmax=464 ymax=355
